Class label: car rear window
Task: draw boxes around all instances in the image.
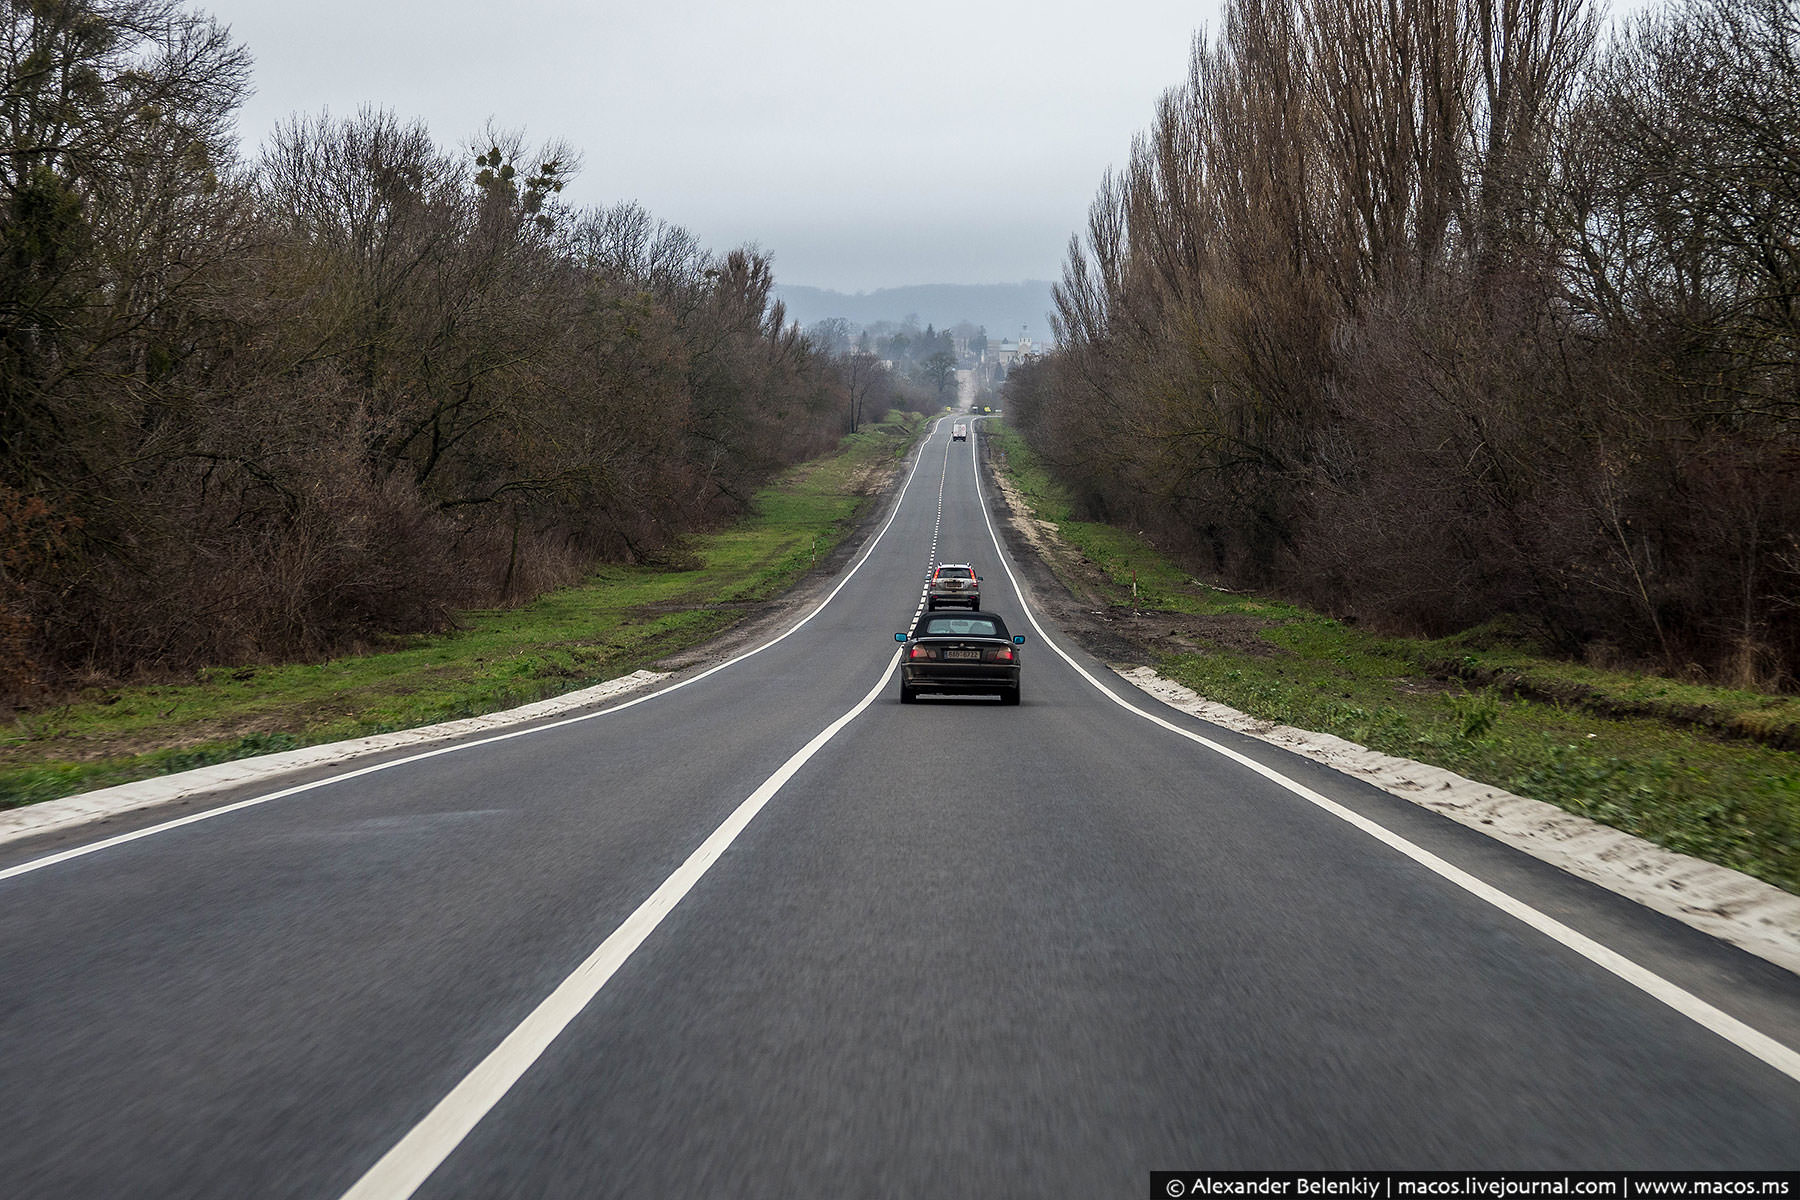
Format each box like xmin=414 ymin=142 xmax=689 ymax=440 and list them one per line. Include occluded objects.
xmin=920 ymin=617 xmax=1000 ymax=637
xmin=935 ymin=567 xmax=972 ymax=579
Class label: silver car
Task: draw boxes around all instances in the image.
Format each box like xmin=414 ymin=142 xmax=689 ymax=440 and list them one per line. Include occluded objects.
xmin=926 ymin=563 xmax=981 ymax=610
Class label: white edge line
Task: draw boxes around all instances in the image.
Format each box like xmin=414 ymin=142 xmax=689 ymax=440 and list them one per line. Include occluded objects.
xmin=965 ymin=416 xmax=1800 ymax=1086
xmin=1117 ymin=664 xmax=1800 ymax=976
xmin=337 ymin=647 xmax=905 ymax=1200
xmin=0 ymin=670 xmax=670 ymax=850
xmin=1 ymin=418 xmax=954 ymax=886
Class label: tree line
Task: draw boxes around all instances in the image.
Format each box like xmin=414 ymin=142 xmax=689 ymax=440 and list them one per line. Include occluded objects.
xmin=1008 ymin=0 xmax=1800 ymax=687
xmin=806 ymin=316 xmax=971 ymax=420
xmin=0 ymin=0 xmax=919 ymax=698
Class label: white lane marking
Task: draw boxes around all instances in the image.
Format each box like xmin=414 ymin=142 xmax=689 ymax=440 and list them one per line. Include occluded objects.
xmin=964 ymin=417 xmax=1800 ymax=1086
xmin=1 ymin=418 xmax=957 ymax=886
xmin=337 ymin=647 xmax=906 ymax=1200
xmin=917 ymin=435 xmax=954 ymax=614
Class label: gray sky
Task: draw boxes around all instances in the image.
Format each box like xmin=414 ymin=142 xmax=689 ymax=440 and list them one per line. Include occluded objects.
xmin=203 ymin=0 xmax=1221 ymax=293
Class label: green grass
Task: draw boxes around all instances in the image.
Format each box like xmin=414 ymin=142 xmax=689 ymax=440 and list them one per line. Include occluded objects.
xmin=0 ymin=412 xmax=925 ymax=810
xmin=988 ymin=423 xmax=1800 ymax=895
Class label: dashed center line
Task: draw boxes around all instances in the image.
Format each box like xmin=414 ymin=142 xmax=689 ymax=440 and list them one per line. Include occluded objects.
xmin=915 ymin=430 xmax=956 ymax=618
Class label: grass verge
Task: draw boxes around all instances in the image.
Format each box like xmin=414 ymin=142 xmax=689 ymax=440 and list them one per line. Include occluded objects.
xmin=987 ymin=423 xmax=1800 ymax=895
xmin=0 ymin=412 xmax=925 ymax=811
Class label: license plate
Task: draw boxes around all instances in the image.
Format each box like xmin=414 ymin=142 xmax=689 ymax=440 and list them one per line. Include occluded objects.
xmin=945 ymin=650 xmax=980 ymax=660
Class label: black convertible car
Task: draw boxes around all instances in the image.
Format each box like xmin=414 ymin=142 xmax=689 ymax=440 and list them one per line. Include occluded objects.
xmin=896 ymin=610 xmax=1024 ymax=705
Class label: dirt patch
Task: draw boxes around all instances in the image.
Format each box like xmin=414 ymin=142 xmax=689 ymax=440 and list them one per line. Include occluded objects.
xmin=978 ymin=446 xmax=1282 ymax=668
xmin=845 ymin=456 xmax=897 ymax=497
xmin=1393 ymin=676 xmax=1461 ymax=697
xmin=1437 ymin=662 xmax=1800 ymax=750
xmin=630 ymin=600 xmax=761 ymax=617
xmin=1044 ymin=605 xmax=1286 ymax=664
xmin=25 ymin=714 xmax=301 ymax=765
xmin=1146 ymin=610 xmax=1282 ymax=657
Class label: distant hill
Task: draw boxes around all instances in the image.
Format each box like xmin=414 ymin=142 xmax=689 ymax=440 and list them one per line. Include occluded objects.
xmin=773 ymin=281 xmax=1058 ymax=343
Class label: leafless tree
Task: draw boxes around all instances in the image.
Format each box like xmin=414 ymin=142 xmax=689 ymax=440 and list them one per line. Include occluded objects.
xmin=1019 ymin=0 xmax=1800 ymax=683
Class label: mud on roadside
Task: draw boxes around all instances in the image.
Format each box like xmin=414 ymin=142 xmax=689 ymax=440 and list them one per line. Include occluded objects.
xmin=976 ymin=438 xmax=1280 ymax=668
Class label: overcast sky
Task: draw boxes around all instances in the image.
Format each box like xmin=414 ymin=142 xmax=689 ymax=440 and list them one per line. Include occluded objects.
xmin=201 ymin=0 xmax=1222 ymax=293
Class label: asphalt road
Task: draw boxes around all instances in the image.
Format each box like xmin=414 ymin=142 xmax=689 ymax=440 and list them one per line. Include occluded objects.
xmin=2 ymin=415 xmax=1798 ymax=1198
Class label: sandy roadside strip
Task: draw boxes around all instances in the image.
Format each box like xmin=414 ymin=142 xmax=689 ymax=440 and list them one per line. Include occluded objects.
xmin=1115 ymin=664 xmax=1800 ymax=976
xmin=975 ymin=432 xmax=1800 ymax=978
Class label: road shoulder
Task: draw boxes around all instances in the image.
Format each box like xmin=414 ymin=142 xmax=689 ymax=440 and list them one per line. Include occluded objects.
xmin=976 ymin=424 xmax=1800 ymax=977
xmin=0 ymin=671 xmax=668 ymax=848
xmin=1115 ymin=664 xmax=1800 ymax=976
xmin=0 ymin=424 xmax=932 ymax=850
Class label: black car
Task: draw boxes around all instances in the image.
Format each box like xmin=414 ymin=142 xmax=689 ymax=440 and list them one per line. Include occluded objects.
xmin=896 ymin=610 xmax=1024 ymax=705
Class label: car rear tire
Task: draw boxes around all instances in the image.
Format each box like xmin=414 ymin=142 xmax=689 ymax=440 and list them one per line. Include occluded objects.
xmin=1001 ymin=687 xmax=1020 ymax=706
xmin=900 ymin=684 xmax=918 ymax=704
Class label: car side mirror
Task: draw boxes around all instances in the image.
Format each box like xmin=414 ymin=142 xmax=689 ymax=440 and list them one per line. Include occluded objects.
xmin=1013 ymin=635 xmax=1025 ymax=644
xmin=896 ymin=633 xmax=907 ymax=642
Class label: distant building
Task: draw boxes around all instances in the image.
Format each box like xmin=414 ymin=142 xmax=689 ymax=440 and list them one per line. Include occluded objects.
xmin=974 ymin=327 xmax=1037 ymax=387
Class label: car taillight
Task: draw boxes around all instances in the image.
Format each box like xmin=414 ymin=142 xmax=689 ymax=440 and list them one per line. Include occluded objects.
xmin=909 ymin=646 xmax=938 ymax=659
xmin=987 ymin=647 xmax=1014 ymax=662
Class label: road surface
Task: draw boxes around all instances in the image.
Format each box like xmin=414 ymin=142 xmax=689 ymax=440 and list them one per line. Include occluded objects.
xmin=2 ymin=415 xmax=1797 ymax=1198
